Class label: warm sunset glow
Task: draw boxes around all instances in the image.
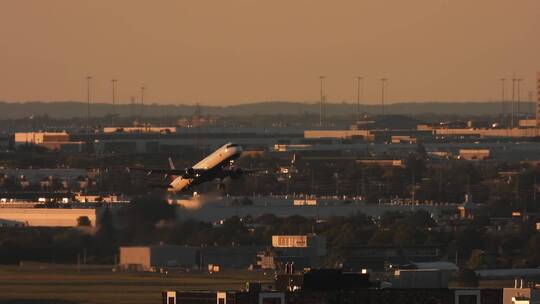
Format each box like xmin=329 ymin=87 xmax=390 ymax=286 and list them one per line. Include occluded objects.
xmin=0 ymin=0 xmax=539 ymax=105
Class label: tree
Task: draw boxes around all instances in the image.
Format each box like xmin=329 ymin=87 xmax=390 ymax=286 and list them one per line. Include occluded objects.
xmin=416 ymin=142 xmax=427 ymax=158
xmin=467 ymin=249 xmax=485 ymax=270
xmin=95 ymin=206 xmax=117 ymax=261
xmin=405 ymin=154 xmax=427 ymax=179
xmin=77 ymin=216 xmax=91 ymax=227
xmin=455 ymin=269 xmax=479 ymax=287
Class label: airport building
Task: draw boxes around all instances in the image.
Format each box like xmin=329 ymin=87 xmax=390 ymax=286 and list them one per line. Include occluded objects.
xmin=257 ymin=235 xmax=327 ymax=270
xmin=458 ymin=148 xmax=490 ymax=160
xmin=119 ymin=245 xmax=199 ymax=271
xmin=162 ymin=269 xmax=506 ymax=304
xmin=0 ymin=208 xmax=97 ymax=227
xmin=14 ymin=132 xmax=84 ymax=152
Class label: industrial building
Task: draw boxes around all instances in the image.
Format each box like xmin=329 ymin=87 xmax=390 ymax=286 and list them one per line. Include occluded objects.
xmin=163 ymin=269 xmax=505 ymax=304
xmin=257 ymin=235 xmax=327 ymax=270
xmin=119 ymin=244 xmax=262 ymax=271
xmin=503 ymin=282 xmax=540 ymax=304
xmin=0 ymin=208 xmax=97 ymax=227
xmin=14 ymin=132 xmax=84 ymax=152
xmin=173 ymin=195 xmax=450 ymax=222
xmin=119 ymin=245 xmax=198 ymax=271
xmin=0 ymin=168 xmax=86 ymax=184
xmin=340 ymin=244 xmax=442 ymax=271
xmin=200 ymin=246 xmax=263 ymax=269
xmin=391 ymin=269 xmax=450 ymax=289
xmin=459 ymin=149 xmax=491 ymax=160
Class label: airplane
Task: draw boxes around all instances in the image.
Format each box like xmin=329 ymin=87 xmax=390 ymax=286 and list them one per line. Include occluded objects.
xmin=129 ymin=142 xmax=261 ymax=193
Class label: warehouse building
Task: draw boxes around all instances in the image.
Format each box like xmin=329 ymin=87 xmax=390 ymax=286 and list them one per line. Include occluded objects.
xmin=257 ymin=235 xmax=326 ymax=270
xmin=119 ymin=245 xmax=198 ymax=271
xmin=459 ymin=148 xmax=490 ymax=160
xmin=163 ymin=269 xmax=504 ymax=304
xmin=14 ymin=132 xmax=84 ymax=152
xmin=0 ymin=208 xmax=97 ymax=227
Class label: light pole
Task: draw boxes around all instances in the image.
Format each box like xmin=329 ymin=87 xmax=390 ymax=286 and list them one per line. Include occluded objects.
xmin=517 ymin=78 xmax=523 ymax=117
xmin=140 ymin=86 xmax=146 ymax=125
xmin=380 ymin=78 xmax=388 ymax=115
xmin=511 ymin=77 xmax=516 ymax=128
xmin=111 ymin=79 xmax=117 ymax=127
xmin=85 ymin=76 xmax=92 ymax=133
xmin=319 ymin=76 xmax=325 ymax=127
xmin=529 ymin=91 xmax=534 ymax=116
xmin=130 ymin=96 xmax=136 ymax=121
xmin=500 ymin=78 xmax=506 ymax=124
xmin=356 ymin=76 xmax=363 ymax=123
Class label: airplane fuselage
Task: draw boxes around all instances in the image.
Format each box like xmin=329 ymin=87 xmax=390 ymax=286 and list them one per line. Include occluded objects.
xmin=168 ymin=143 xmax=243 ymax=192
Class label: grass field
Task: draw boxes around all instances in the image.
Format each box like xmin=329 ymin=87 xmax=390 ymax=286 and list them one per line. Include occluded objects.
xmin=0 ymin=264 xmax=273 ymax=304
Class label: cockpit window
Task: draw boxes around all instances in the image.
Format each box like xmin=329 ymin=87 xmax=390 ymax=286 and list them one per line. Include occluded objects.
xmin=226 ymin=143 xmax=238 ymax=148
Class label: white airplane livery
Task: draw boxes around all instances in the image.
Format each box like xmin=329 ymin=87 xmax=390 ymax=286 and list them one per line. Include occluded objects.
xmin=131 ymin=143 xmax=251 ymax=192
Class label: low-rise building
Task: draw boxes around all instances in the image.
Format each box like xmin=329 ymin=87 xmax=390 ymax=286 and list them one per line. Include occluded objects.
xmin=119 ymin=245 xmax=198 ymax=271
xmin=258 ymin=235 xmax=327 ymax=270
xmin=304 ymin=130 xmax=374 ymax=141
xmin=14 ymin=132 xmax=83 ymax=152
xmin=102 ymin=126 xmax=176 ymax=133
xmin=459 ymin=149 xmax=490 ymax=160
xmin=391 ymin=269 xmax=451 ymax=288
xmin=503 ymin=281 xmax=540 ymax=304
xmin=271 ymin=235 xmax=326 ymax=256
xmin=200 ymin=246 xmax=263 ymax=269
xmin=356 ymin=159 xmax=404 ymax=167
xmin=391 ymin=135 xmax=417 ymax=144
xmin=0 ymin=208 xmax=97 ymax=227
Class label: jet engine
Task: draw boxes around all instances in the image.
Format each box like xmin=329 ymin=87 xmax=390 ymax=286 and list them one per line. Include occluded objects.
xmin=182 ymin=168 xmax=195 ymax=178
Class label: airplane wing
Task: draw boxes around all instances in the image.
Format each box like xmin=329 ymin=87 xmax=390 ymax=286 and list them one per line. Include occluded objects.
xmin=222 ymin=167 xmax=271 ymax=178
xmin=127 ymin=167 xmax=206 ymax=177
xmin=242 ymin=168 xmax=271 ymax=175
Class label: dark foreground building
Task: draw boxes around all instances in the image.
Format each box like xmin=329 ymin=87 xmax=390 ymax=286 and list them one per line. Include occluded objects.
xmin=162 ymin=269 xmax=503 ymax=304
xmin=163 ymin=287 xmax=502 ymax=304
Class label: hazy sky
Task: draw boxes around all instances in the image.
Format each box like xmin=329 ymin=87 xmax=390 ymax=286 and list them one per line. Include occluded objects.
xmin=1 ymin=0 xmax=539 ymax=105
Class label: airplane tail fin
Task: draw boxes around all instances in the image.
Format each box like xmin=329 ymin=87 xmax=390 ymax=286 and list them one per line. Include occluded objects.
xmin=168 ymin=157 xmax=176 ymax=170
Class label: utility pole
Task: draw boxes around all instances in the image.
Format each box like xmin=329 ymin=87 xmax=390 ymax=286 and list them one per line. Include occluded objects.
xmin=517 ymin=78 xmax=523 ymax=117
xmin=140 ymin=86 xmax=146 ymax=126
xmin=529 ymin=91 xmax=534 ymax=116
xmin=511 ymin=76 xmax=516 ymax=128
xmin=356 ymin=76 xmax=363 ymax=123
xmin=130 ymin=96 xmax=136 ymax=121
xmin=319 ymin=76 xmax=325 ymax=127
xmin=500 ymin=78 xmax=506 ymax=125
xmin=85 ymin=76 xmax=92 ymax=134
xmin=380 ymin=78 xmax=388 ymax=115
xmin=111 ymin=79 xmax=117 ymax=128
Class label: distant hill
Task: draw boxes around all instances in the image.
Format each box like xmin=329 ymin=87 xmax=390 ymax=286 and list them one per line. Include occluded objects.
xmin=0 ymin=100 xmax=533 ymax=119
